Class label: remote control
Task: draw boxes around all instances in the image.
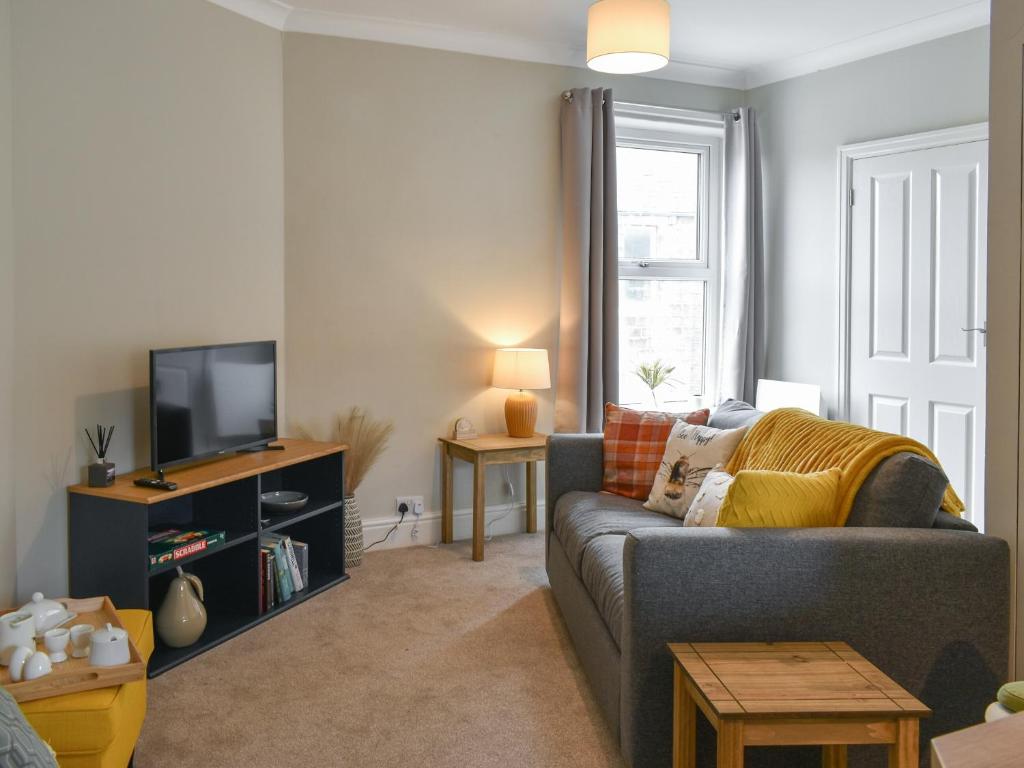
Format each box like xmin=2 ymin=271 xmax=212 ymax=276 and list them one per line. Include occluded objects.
xmin=134 ymin=477 xmax=178 ymax=491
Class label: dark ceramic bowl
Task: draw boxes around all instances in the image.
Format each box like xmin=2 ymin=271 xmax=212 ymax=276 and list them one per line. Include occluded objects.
xmin=260 ymin=490 xmax=309 ymax=514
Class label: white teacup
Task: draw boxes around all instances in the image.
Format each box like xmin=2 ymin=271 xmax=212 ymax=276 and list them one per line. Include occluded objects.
xmin=7 ymin=645 xmax=33 ymax=682
xmin=43 ymin=627 xmax=69 ymax=663
xmin=69 ymin=624 xmax=94 ymax=659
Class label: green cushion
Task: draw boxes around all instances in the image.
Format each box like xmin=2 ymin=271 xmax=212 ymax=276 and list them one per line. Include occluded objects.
xmin=997 ymin=681 xmax=1024 ymax=712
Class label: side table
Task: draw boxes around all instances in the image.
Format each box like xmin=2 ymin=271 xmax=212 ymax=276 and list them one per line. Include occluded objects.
xmin=438 ymin=433 xmax=547 ymax=561
xmin=669 ymin=641 xmax=931 ymax=768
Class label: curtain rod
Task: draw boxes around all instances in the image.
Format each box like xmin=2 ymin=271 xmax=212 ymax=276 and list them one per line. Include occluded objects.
xmin=562 ymin=90 xmax=741 ymax=121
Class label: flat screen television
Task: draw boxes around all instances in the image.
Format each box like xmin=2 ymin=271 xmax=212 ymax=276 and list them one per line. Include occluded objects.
xmin=150 ymin=341 xmax=277 ymax=470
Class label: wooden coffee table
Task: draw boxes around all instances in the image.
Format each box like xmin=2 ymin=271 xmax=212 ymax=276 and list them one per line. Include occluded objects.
xmin=669 ymin=642 xmax=931 ymax=768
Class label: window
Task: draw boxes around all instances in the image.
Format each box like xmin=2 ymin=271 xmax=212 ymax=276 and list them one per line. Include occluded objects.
xmin=615 ymin=103 xmax=723 ymax=411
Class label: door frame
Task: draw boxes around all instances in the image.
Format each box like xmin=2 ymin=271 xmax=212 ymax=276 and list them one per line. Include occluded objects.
xmin=834 ymin=122 xmax=989 ymax=421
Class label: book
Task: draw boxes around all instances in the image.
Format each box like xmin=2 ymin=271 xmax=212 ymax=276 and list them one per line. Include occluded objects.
xmin=260 ymin=536 xmax=293 ymax=602
xmin=291 ymin=540 xmax=309 ymax=589
xmin=260 ymin=547 xmax=276 ymax=610
xmin=282 ymin=537 xmax=304 ymax=592
xmin=262 ymin=532 xmax=303 ymax=592
xmin=148 ymin=529 xmax=226 ymax=569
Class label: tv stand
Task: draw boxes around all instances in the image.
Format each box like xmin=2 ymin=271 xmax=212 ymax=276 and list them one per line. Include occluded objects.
xmin=239 ymin=443 xmax=286 ymax=453
xmin=133 ymin=469 xmax=177 ymax=491
xmin=68 ymin=439 xmax=348 ymax=676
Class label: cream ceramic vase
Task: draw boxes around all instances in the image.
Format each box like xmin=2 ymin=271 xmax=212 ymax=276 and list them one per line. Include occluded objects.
xmin=156 ymin=567 xmax=207 ymax=648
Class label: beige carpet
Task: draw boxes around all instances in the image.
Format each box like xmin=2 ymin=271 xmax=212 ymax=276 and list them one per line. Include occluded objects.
xmin=137 ymin=534 xmax=625 ymax=768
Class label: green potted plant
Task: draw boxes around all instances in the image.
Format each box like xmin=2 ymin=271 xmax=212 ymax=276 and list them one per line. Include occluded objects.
xmin=634 ymin=359 xmax=677 ymax=409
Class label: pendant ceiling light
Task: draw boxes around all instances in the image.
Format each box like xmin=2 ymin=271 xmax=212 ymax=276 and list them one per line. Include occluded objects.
xmin=587 ymin=0 xmax=670 ymax=75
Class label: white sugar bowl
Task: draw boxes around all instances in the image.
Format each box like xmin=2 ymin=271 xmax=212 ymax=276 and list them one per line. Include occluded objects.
xmin=89 ymin=623 xmax=130 ymax=667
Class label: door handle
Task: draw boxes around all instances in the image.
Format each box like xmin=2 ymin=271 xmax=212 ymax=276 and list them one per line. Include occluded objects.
xmin=960 ymin=322 xmax=987 ymax=347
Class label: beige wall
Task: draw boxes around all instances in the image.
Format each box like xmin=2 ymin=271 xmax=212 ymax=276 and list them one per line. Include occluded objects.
xmin=987 ymin=1 xmax=1023 ymax=675
xmin=747 ymin=28 xmax=990 ymax=415
xmin=282 ymin=33 xmax=742 ymax=543
xmin=0 ymin=0 xmax=13 ymax=607
xmin=10 ymin=0 xmax=285 ymax=599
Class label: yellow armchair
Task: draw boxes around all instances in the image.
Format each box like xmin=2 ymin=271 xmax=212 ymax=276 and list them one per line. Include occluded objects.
xmin=20 ymin=610 xmax=153 ymax=768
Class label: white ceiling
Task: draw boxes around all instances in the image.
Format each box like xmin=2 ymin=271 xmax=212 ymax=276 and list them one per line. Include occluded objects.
xmin=210 ymin=0 xmax=990 ymax=89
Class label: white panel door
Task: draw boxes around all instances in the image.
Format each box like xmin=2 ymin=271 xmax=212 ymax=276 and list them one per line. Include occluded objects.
xmin=849 ymin=140 xmax=988 ymax=527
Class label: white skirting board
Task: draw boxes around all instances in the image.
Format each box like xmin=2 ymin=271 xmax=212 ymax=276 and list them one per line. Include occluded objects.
xmin=359 ymin=501 xmax=547 ymax=552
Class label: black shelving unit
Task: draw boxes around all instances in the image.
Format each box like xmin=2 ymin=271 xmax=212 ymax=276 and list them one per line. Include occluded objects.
xmin=68 ymin=440 xmax=347 ymax=677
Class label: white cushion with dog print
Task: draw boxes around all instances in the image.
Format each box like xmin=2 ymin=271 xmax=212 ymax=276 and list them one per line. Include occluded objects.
xmin=643 ymin=423 xmax=748 ymax=519
xmin=683 ymin=467 xmax=734 ymax=526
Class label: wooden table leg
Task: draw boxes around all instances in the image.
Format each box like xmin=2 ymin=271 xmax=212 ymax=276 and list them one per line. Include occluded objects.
xmin=822 ymin=745 xmax=847 ymax=768
xmin=526 ymin=461 xmax=537 ymax=534
xmin=673 ymin=665 xmax=696 ymax=768
xmin=472 ymin=456 xmax=485 ymax=561
xmin=888 ymin=718 xmax=918 ymax=768
xmin=441 ymin=447 xmax=453 ymax=544
xmin=717 ymin=721 xmax=743 ymax=768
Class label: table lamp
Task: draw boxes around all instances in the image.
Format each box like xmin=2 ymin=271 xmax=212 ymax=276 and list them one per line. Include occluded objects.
xmin=492 ymin=348 xmax=551 ymax=437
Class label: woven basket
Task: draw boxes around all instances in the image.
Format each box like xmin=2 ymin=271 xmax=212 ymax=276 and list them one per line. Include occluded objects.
xmin=344 ymin=494 xmax=364 ymax=567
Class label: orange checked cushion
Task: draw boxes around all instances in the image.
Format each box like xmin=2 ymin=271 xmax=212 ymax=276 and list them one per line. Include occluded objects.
xmin=602 ymin=403 xmax=710 ymax=500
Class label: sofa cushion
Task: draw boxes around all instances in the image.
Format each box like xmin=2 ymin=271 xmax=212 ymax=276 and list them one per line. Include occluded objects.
xmin=580 ymin=535 xmax=626 ymax=648
xmin=708 ymin=399 xmax=764 ymax=430
xmin=554 ymin=491 xmax=683 ymax=574
xmin=717 ymin=468 xmax=841 ymax=528
xmin=602 ymin=403 xmax=709 ymax=500
xmin=933 ymin=510 xmax=979 ymax=532
xmin=0 ymin=687 xmax=58 ymax=767
xmin=846 ymin=452 xmax=947 ymax=528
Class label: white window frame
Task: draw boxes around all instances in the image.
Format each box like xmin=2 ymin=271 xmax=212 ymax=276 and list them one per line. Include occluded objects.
xmin=614 ymin=102 xmax=725 ymax=405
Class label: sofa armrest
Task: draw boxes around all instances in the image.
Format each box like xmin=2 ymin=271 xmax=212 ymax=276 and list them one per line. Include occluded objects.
xmin=620 ymin=527 xmax=1010 ymax=768
xmin=545 ymin=433 xmax=604 ymax=535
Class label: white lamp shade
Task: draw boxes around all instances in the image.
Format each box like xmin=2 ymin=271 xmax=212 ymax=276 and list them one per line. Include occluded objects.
xmin=493 ymin=348 xmax=551 ymax=391
xmin=587 ymin=0 xmax=670 ymax=75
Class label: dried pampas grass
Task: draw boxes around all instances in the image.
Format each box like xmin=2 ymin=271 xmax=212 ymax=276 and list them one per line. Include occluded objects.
xmin=295 ymin=408 xmax=394 ymax=493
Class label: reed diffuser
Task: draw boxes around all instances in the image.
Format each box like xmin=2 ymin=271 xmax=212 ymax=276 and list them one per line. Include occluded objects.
xmin=85 ymin=424 xmax=116 ymax=487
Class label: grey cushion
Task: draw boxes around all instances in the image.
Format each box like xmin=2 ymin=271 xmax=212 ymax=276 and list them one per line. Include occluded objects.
xmin=580 ymin=535 xmax=626 ymax=648
xmin=0 ymin=687 xmax=58 ymax=767
xmin=846 ymin=452 xmax=947 ymax=528
xmin=934 ymin=509 xmax=979 ymax=532
xmin=553 ymin=491 xmax=684 ymax=575
xmin=709 ymin=399 xmax=764 ymax=430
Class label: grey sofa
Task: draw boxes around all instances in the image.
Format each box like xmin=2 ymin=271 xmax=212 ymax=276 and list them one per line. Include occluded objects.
xmin=545 ymin=404 xmax=1010 ymax=768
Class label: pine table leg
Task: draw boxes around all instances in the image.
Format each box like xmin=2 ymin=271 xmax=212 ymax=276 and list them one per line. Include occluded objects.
xmin=822 ymin=745 xmax=847 ymax=768
xmin=888 ymin=718 xmax=918 ymax=768
xmin=717 ymin=721 xmax=743 ymax=768
xmin=673 ymin=665 xmax=696 ymax=768
xmin=472 ymin=456 xmax=485 ymax=561
xmin=526 ymin=461 xmax=537 ymax=534
xmin=441 ymin=447 xmax=453 ymax=544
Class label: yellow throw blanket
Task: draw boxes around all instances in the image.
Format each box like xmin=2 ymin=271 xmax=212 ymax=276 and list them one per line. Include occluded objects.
xmin=724 ymin=408 xmax=965 ymax=526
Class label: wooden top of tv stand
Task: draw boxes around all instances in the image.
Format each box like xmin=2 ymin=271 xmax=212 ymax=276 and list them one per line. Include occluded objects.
xmin=68 ymin=439 xmax=347 ymax=504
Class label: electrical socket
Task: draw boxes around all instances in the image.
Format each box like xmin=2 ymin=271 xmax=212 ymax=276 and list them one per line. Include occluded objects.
xmin=396 ymin=495 xmax=424 ymax=517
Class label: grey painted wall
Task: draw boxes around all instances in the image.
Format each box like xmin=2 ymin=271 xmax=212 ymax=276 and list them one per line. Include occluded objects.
xmin=747 ymin=27 xmax=990 ymax=416
xmin=9 ymin=0 xmax=285 ymax=600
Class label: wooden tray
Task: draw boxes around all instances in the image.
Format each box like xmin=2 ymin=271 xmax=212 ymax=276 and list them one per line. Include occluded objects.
xmin=0 ymin=596 xmax=146 ymax=702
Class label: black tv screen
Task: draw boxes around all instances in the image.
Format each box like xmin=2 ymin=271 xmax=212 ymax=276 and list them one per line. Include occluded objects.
xmin=150 ymin=341 xmax=277 ymax=470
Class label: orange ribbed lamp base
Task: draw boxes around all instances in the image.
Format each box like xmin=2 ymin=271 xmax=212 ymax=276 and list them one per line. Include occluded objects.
xmin=504 ymin=391 xmax=537 ymax=437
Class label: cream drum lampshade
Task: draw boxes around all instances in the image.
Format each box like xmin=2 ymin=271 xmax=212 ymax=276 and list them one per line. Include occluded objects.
xmin=493 ymin=349 xmax=551 ymax=438
xmin=587 ymin=0 xmax=670 ymax=75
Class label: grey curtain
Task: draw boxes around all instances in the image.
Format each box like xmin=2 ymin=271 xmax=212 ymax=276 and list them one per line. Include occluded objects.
xmin=556 ymin=88 xmax=618 ymax=433
xmin=718 ymin=107 xmax=766 ymax=404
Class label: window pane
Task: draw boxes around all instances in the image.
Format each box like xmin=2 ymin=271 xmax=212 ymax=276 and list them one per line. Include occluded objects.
xmin=618 ymin=279 xmax=706 ymax=407
xmin=617 ymin=146 xmax=700 ymax=263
